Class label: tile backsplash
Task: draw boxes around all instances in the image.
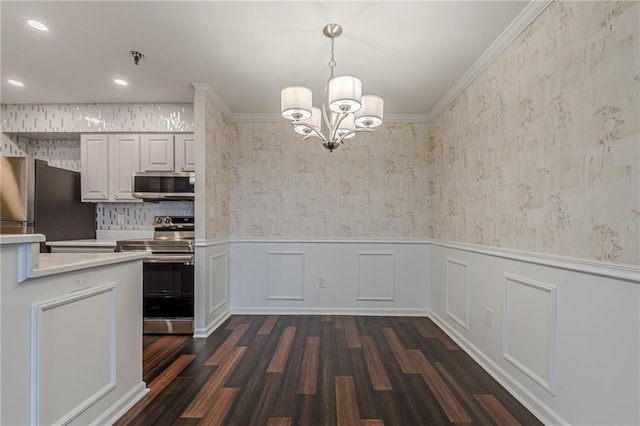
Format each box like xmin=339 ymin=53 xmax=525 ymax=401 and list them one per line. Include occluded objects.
xmin=96 ymin=202 xmax=194 ymax=230
xmin=1 ymin=103 xmax=193 ymax=133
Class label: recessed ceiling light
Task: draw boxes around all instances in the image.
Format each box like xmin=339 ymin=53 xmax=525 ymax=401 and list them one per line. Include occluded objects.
xmin=114 ymin=79 xmax=128 ymax=86
xmin=27 ymin=19 xmax=48 ymax=31
xmin=8 ymin=79 xmax=25 ymax=87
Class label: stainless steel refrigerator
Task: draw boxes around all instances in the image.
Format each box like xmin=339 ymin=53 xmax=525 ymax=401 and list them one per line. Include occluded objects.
xmin=0 ymin=156 xmax=96 ymax=250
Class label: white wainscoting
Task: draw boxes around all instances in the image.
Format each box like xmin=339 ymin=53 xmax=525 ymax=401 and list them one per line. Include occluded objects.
xmin=267 ymin=251 xmax=305 ymax=300
xmin=428 ymin=240 xmax=640 ymax=426
xmin=31 ymin=284 xmax=116 ymax=425
xmin=357 ymin=252 xmax=396 ymax=301
xmin=445 ymin=257 xmax=469 ymax=330
xmin=195 ymin=240 xmax=231 ymax=337
xmin=230 ymin=239 xmax=429 ymax=315
xmin=503 ymin=274 xmax=557 ymax=395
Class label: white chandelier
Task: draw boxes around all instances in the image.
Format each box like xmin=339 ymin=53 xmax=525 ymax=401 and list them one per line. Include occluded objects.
xmin=280 ymin=24 xmax=384 ymax=152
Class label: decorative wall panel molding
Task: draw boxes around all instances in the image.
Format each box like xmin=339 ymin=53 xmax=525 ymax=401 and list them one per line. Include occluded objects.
xmin=357 ymin=251 xmax=396 ymax=301
xmin=503 ymin=274 xmax=557 ymax=395
xmin=445 ymin=257 xmax=470 ymax=330
xmin=266 ymin=251 xmax=305 ymax=300
xmin=209 ymin=252 xmax=228 ymax=314
xmin=30 ymin=284 xmax=117 ymax=425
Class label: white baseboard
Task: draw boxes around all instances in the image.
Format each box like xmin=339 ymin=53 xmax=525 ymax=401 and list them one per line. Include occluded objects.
xmin=426 ymin=310 xmax=566 ymax=425
xmin=194 ymin=307 xmax=231 ymax=338
xmin=230 ymin=307 xmax=429 ymax=316
xmin=96 ymin=381 xmax=148 ymax=426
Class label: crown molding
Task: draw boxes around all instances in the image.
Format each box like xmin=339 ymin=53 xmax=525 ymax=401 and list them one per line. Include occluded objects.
xmin=192 ymin=83 xmax=233 ymax=120
xmin=194 ymin=1 xmax=552 ymax=125
xmin=425 ymin=0 xmax=553 ymax=122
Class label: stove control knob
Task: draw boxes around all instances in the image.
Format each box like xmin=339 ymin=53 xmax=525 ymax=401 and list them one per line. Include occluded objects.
xmin=165 ymin=217 xmax=171 ymax=224
xmin=156 ymin=217 xmax=163 ymax=224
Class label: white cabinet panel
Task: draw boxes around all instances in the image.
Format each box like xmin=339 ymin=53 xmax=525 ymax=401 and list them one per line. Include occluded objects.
xmin=175 ymin=134 xmax=195 ymax=172
xmin=80 ymin=134 xmax=109 ymax=201
xmin=109 ymin=134 xmax=140 ymax=201
xmin=140 ymin=134 xmax=174 ymax=171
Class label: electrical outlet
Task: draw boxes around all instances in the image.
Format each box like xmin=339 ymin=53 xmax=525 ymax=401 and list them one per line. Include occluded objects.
xmin=319 ymin=276 xmax=327 ymax=288
xmin=70 ymin=274 xmax=90 ymax=291
xmin=485 ymin=308 xmax=494 ymax=328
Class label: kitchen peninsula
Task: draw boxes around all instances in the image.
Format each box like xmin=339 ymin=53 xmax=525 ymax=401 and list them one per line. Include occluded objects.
xmin=0 ymin=234 xmax=148 ymax=425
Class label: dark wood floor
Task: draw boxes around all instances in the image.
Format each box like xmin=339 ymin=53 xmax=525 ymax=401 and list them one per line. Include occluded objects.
xmin=115 ymin=315 xmax=542 ymax=426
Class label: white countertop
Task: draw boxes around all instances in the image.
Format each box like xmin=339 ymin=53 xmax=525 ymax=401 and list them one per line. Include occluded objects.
xmin=46 ymin=239 xmax=118 ymax=247
xmin=31 ymin=252 xmax=148 ymax=278
xmin=0 ymin=234 xmax=46 ymax=245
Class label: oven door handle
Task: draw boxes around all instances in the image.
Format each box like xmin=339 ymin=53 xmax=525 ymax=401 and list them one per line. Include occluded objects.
xmin=144 ymin=254 xmax=194 ymax=264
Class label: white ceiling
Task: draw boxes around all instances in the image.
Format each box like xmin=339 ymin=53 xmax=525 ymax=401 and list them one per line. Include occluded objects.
xmin=1 ymin=1 xmax=530 ymax=117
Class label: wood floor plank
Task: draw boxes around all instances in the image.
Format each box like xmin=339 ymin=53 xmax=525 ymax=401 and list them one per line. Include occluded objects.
xmin=360 ymin=420 xmax=384 ymax=426
xmin=474 ymin=394 xmax=521 ymax=426
xmin=361 ymin=336 xmax=393 ymax=391
xmin=182 ymin=346 xmax=246 ymax=418
xmin=335 ymin=376 xmax=361 ymax=426
xmin=267 ymin=418 xmax=292 ymax=426
xmin=344 ymin=316 xmax=362 ymax=348
xmin=410 ymin=318 xmax=438 ymax=338
xmin=205 ymin=323 xmax=250 ymax=366
xmin=409 ymin=350 xmax=472 ymax=423
xmin=198 ymin=387 xmax=240 ymax=425
xmin=142 ymin=335 xmax=189 ymax=380
xmin=115 ymin=354 xmax=196 ymax=425
xmin=297 ymin=336 xmax=320 ymax=395
xmin=119 ymin=315 xmax=542 ymax=426
xmin=433 ymin=362 xmax=494 ymax=424
xmin=382 ymin=327 xmax=418 ymax=374
xmin=267 ymin=326 xmax=297 ymax=373
xmin=258 ymin=315 xmax=279 ymax=335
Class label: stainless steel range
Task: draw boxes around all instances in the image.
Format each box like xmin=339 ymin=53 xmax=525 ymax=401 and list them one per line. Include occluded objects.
xmin=117 ymin=216 xmax=194 ymax=334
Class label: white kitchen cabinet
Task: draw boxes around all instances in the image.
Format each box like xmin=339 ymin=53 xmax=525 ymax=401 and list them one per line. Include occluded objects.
xmin=174 ymin=134 xmax=195 ymax=172
xmin=109 ymin=134 xmax=140 ymax=201
xmin=140 ymin=134 xmax=175 ymax=171
xmin=81 ymin=134 xmax=141 ymax=202
xmin=80 ymin=134 xmax=109 ymax=201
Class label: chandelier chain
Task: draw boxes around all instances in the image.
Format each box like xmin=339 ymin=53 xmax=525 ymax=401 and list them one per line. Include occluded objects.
xmin=328 ymin=36 xmax=336 ymax=79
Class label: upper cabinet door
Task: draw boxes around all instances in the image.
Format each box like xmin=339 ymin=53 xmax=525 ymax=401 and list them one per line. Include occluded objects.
xmin=140 ymin=134 xmax=175 ymax=171
xmin=80 ymin=134 xmax=109 ymax=201
xmin=109 ymin=134 xmax=141 ymax=201
xmin=174 ymin=134 xmax=195 ymax=172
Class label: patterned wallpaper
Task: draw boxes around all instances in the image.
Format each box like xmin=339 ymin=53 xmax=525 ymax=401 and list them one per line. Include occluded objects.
xmin=428 ymin=1 xmax=639 ymax=265
xmin=204 ymin=96 xmax=232 ymax=239
xmin=230 ymin=121 xmax=429 ymax=238
xmin=1 ymin=103 xmax=193 ymax=133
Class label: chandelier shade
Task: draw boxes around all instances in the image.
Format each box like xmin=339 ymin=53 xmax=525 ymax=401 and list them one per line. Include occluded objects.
xmin=281 ymin=86 xmax=312 ymax=121
xmin=354 ymin=95 xmax=384 ymax=128
xmin=337 ymin=114 xmax=356 ymax=139
xmin=280 ymin=24 xmax=384 ymax=152
xmin=294 ymin=106 xmax=322 ymax=135
xmin=328 ymin=75 xmax=362 ymax=113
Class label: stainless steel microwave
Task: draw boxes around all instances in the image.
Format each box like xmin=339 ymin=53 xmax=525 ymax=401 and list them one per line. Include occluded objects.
xmin=132 ymin=172 xmax=195 ymax=200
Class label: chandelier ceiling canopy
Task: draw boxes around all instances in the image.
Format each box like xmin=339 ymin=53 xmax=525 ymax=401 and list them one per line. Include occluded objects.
xmin=280 ymin=24 xmax=384 ymax=152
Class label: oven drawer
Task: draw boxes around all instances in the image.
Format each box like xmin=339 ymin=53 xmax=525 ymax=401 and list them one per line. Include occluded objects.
xmin=144 ymin=297 xmax=193 ymax=318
